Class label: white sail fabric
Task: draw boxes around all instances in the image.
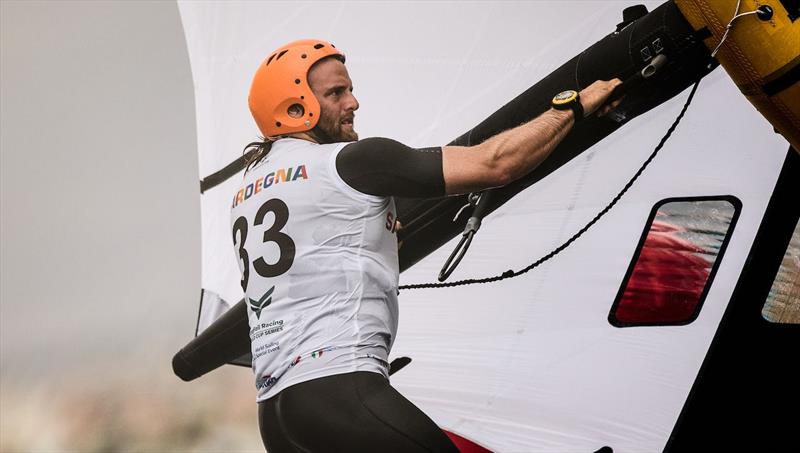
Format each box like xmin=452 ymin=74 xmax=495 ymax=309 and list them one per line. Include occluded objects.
xmin=178 ymin=1 xmax=789 ymax=451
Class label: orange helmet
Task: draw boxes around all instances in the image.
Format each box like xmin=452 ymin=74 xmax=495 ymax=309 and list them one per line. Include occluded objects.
xmin=249 ymin=39 xmax=345 ymax=137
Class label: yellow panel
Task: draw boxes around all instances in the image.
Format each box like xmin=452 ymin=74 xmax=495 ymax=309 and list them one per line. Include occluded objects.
xmin=675 ymin=0 xmax=800 ymax=151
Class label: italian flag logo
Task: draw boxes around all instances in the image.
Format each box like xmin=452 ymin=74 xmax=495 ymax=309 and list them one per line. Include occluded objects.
xmin=311 ymin=349 xmax=324 ymax=359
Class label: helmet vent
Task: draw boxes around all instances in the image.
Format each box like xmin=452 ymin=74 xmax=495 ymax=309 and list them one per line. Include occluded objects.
xmin=287 ymin=104 xmax=305 ymax=118
xmin=276 ymin=50 xmax=289 ymax=60
xmin=314 ymin=43 xmax=324 ymax=49
xmin=295 ymin=79 xmax=301 ymax=85
xmin=275 ymin=122 xmax=282 ymax=127
xmin=266 ymin=54 xmax=276 ymax=66
xmin=301 ymin=54 xmax=307 ymax=59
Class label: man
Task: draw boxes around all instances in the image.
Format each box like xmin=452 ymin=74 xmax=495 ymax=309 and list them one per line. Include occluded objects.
xmin=234 ymin=39 xmax=621 ymax=452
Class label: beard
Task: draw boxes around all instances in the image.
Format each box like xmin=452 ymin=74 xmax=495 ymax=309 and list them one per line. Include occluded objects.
xmin=311 ymin=111 xmax=358 ymax=143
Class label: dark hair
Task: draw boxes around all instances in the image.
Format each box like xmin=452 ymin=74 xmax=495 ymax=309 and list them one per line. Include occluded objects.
xmin=309 ymin=53 xmax=345 ymax=73
xmin=243 ymin=136 xmax=276 ymax=172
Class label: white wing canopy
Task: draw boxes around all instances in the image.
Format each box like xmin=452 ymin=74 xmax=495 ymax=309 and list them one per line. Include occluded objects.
xmin=178 ymin=2 xmax=789 ymax=451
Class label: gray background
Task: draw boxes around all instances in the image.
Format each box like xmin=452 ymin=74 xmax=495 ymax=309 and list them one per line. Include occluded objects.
xmin=1 ymin=2 xmax=259 ymax=450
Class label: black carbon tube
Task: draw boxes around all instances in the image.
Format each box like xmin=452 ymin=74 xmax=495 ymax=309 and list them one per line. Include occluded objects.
xmin=396 ymin=0 xmax=715 ymax=271
xmin=173 ymin=299 xmax=251 ymax=380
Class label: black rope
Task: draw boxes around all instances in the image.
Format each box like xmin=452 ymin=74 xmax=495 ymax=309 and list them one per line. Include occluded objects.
xmin=399 ymin=78 xmax=702 ymax=290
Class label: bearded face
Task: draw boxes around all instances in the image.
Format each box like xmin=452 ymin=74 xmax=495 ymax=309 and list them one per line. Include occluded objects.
xmin=307 ymin=57 xmax=359 ymax=143
xmin=314 ymin=101 xmax=358 ymax=143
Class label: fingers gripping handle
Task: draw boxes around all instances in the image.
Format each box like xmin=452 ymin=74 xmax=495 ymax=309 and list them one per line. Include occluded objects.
xmin=609 ymin=54 xmax=669 ymax=102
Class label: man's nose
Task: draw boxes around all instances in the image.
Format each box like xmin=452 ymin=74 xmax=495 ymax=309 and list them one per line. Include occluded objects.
xmin=346 ymin=92 xmax=359 ymax=112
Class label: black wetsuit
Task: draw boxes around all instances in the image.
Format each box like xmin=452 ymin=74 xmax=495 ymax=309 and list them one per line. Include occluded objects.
xmin=256 ymin=137 xmax=457 ymax=453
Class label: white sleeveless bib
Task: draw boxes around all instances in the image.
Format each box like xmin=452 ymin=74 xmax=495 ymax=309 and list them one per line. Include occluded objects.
xmin=230 ymin=138 xmax=399 ymax=401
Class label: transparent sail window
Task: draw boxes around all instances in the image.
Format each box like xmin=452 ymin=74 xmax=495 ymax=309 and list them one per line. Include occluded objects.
xmin=762 ymin=218 xmax=800 ymax=324
xmin=609 ymin=197 xmax=740 ymax=327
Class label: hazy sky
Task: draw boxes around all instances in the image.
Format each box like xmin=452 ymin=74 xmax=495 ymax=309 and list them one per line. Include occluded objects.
xmin=1 ymin=1 xmax=200 ymax=377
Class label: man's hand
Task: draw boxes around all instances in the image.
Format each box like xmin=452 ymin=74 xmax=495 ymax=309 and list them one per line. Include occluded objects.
xmin=579 ymin=79 xmax=623 ymax=118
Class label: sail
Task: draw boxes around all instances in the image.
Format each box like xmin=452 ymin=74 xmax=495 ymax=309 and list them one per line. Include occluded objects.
xmin=177 ymin=1 xmax=791 ymax=451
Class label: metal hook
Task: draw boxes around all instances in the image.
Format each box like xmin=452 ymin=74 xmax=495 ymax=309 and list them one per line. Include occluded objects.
xmin=453 ymin=192 xmax=482 ymax=221
xmin=438 ymin=191 xmax=494 ymax=281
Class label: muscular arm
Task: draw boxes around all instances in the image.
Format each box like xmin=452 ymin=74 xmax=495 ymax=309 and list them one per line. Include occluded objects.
xmin=337 ymin=80 xmax=621 ymax=197
xmin=443 ymin=79 xmax=622 ymax=195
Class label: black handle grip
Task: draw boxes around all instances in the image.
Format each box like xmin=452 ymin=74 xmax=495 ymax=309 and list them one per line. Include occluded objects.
xmin=609 ymin=54 xmax=668 ymax=102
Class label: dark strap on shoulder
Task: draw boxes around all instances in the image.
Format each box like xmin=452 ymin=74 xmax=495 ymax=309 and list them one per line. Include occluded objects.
xmin=200 ymin=147 xmax=260 ymax=194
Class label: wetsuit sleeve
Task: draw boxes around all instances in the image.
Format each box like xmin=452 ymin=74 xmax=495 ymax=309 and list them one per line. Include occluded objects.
xmin=336 ymin=137 xmax=445 ymax=197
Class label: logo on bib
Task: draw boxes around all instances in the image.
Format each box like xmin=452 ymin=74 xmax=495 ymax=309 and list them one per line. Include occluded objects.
xmin=248 ymin=285 xmax=275 ymax=318
xmin=256 ymin=374 xmax=279 ymax=390
xmin=232 ymin=164 xmax=309 ymax=208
